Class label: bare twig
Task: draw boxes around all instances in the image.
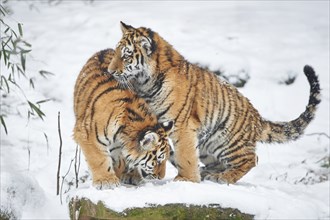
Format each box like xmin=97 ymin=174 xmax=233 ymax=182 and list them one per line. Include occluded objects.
xmin=56 ymin=111 xmax=62 ymax=196
xmin=60 ymin=158 xmax=74 ymax=205
xmin=78 ymin=147 xmax=81 ymax=180
xmin=74 ymin=145 xmax=79 ymax=188
xmin=305 ymin=132 xmax=330 ymax=139
xmin=27 ymin=148 xmax=30 ymax=171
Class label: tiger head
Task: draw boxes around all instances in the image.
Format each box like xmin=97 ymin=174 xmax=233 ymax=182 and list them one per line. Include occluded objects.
xmin=108 ymin=22 xmax=182 ymax=92
xmin=124 ymin=121 xmax=173 ymax=180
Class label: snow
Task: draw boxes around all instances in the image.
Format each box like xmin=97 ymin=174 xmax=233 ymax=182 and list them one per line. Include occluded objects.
xmin=1 ymin=1 xmax=329 ymax=219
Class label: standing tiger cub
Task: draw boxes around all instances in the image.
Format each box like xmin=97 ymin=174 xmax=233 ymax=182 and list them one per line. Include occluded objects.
xmin=107 ymin=22 xmax=321 ymax=184
xmin=73 ymin=49 xmax=173 ymax=189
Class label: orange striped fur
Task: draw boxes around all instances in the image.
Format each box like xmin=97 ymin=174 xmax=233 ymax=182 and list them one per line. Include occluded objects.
xmin=73 ymin=49 xmax=172 ymax=189
xmin=107 ymin=23 xmax=321 ymax=184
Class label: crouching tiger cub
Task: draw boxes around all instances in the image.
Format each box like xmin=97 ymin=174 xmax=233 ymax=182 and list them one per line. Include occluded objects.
xmin=73 ymin=49 xmax=173 ymax=189
xmin=107 ymin=22 xmax=321 ymax=184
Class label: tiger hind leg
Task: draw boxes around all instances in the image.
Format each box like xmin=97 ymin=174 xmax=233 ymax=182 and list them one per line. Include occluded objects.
xmin=201 ymin=150 xmax=257 ymax=184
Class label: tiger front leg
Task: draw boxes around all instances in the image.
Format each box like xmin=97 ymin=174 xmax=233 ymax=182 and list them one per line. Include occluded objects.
xmin=80 ymin=141 xmax=120 ymax=190
xmin=172 ymin=129 xmax=201 ymax=183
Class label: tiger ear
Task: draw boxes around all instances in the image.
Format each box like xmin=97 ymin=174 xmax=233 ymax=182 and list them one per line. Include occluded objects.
xmin=140 ymin=132 xmax=159 ymax=151
xmin=120 ymin=21 xmax=134 ymax=33
xmin=140 ymin=36 xmax=153 ymax=56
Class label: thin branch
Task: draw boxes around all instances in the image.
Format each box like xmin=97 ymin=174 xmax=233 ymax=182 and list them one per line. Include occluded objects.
xmin=74 ymin=145 xmax=79 ymax=188
xmin=305 ymin=132 xmax=330 ymax=139
xmin=56 ymin=111 xmax=62 ymax=196
xmin=60 ymin=158 xmax=74 ymax=205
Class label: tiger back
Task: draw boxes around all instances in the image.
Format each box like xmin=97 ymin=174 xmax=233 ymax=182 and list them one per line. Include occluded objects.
xmin=73 ymin=49 xmax=173 ymax=189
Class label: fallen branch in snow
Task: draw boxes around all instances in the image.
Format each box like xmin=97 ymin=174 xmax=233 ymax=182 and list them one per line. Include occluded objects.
xmin=56 ymin=111 xmax=62 ymax=196
xmin=305 ymin=132 xmax=330 ymax=139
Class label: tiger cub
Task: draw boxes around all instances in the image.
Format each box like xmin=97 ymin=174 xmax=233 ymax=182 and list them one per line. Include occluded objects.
xmin=73 ymin=49 xmax=173 ymax=189
xmin=107 ymin=22 xmax=321 ymax=184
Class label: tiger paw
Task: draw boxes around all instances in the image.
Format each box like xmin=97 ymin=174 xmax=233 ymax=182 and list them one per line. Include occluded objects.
xmin=203 ymin=173 xmax=235 ymax=184
xmin=92 ymin=175 xmax=120 ymax=190
xmin=174 ymin=175 xmax=201 ymax=183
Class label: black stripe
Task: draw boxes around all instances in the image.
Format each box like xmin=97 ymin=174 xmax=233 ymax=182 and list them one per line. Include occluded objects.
xmin=203 ymin=77 xmax=210 ymax=126
xmin=109 ymin=146 xmax=121 ymax=153
xmin=141 ymin=74 xmax=165 ymax=100
xmin=203 ymin=115 xmax=225 ymax=148
xmin=185 ymin=63 xmax=189 ymax=77
xmin=137 ymin=102 xmax=153 ymax=118
xmin=76 ymin=72 xmax=106 ymax=111
xmin=211 ymin=79 xmax=220 ymax=131
xmin=135 ymin=54 xmax=140 ymax=66
xmin=81 ymin=76 xmax=115 ymax=135
xmin=98 ymin=49 xmax=108 ymax=64
xmin=220 ymin=131 xmax=254 ymax=161
xmin=208 ymin=77 xmax=215 ymax=127
xmin=95 ymin=124 xmax=107 ymax=146
xmin=220 ymin=141 xmax=245 ymax=158
xmin=226 ymin=152 xmax=255 ymax=164
xmin=224 ymin=96 xmax=247 ymax=144
xmin=181 ymin=74 xmax=199 ymax=125
xmin=157 ymin=103 xmax=174 ymax=119
xmin=139 ymin=153 xmax=151 ymax=164
xmin=112 ymin=97 xmax=133 ymax=103
xmin=147 ymin=28 xmax=156 ymax=52
xmin=113 ymin=125 xmax=126 ymax=142
xmin=104 ymin=109 xmax=115 ymax=146
xmin=127 ymin=108 xmax=144 ymax=122
xmin=174 ymin=74 xmax=194 ymax=122
xmin=89 ymin=85 xmax=125 ymax=131
xmin=165 ymin=45 xmax=173 ymax=63
xmin=204 ymin=139 xmax=217 ymax=153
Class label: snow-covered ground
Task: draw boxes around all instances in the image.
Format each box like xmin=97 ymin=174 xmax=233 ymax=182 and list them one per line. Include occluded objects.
xmin=1 ymin=1 xmax=329 ymax=219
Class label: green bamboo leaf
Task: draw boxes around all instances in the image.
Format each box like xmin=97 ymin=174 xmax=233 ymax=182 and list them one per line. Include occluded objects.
xmin=4 ymin=26 xmax=10 ymax=33
xmin=36 ymin=99 xmax=52 ymax=104
xmin=28 ymin=101 xmax=45 ymax=120
xmin=0 ymin=115 xmax=8 ymax=134
xmin=11 ymin=29 xmax=18 ymax=38
xmin=0 ymin=7 xmax=6 ymax=17
xmin=21 ymin=49 xmax=32 ymax=54
xmin=39 ymin=70 xmax=55 ymax=78
xmin=29 ymin=78 xmax=35 ymax=89
xmin=3 ymin=49 xmax=8 ymax=65
xmin=3 ymin=35 xmax=13 ymax=48
xmin=17 ymin=65 xmax=24 ymax=75
xmin=18 ymin=23 xmax=23 ymax=37
xmin=20 ymin=53 xmax=26 ymax=71
xmin=22 ymin=40 xmax=32 ymax=48
xmin=0 ymin=76 xmax=10 ymax=93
